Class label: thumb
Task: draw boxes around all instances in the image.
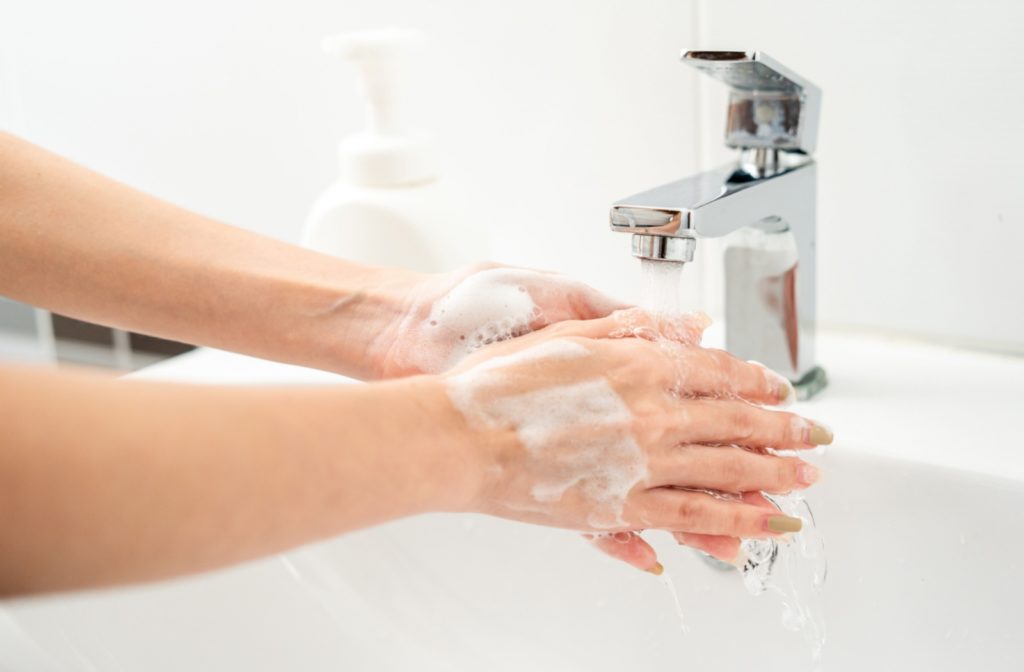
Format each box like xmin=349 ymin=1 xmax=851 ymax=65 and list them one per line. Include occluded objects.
xmin=541 ymin=307 xmax=711 ymax=345
xmin=569 ymin=284 xmax=630 ymax=320
xmin=583 ymin=531 xmax=663 ymax=575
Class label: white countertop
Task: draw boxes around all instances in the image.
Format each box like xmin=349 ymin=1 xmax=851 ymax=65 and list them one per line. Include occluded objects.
xmin=137 ymin=331 xmax=1024 ymax=483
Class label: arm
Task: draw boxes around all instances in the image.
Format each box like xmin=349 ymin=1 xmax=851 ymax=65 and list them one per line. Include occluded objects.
xmin=0 ymin=312 xmax=827 ymax=596
xmin=0 ymin=132 xmax=417 ymax=380
xmin=0 ymin=134 xmax=827 ymax=592
xmin=0 ymin=133 xmax=621 ymax=380
xmin=0 ymin=365 xmax=477 ymax=595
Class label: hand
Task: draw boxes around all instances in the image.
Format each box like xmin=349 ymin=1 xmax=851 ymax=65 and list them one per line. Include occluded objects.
xmin=588 ymin=492 xmax=781 ymax=575
xmin=371 ymin=263 xmax=626 ymax=378
xmin=440 ymin=309 xmax=829 ymax=572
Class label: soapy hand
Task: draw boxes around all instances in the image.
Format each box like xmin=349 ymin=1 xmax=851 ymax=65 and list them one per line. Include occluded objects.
xmin=369 ymin=264 xmax=826 ymax=573
xmin=440 ymin=309 xmax=830 ymax=572
xmin=373 ymin=264 xmax=627 ymax=378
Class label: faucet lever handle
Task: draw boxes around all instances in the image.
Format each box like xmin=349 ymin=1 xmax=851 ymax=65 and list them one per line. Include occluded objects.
xmin=683 ymin=50 xmax=821 ymax=155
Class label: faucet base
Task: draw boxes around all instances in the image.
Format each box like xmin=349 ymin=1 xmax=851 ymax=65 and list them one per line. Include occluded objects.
xmin=696 ymin=550 xmax=741 ymax=572
xmin=792 ymin=365 xmax=828 ymax=401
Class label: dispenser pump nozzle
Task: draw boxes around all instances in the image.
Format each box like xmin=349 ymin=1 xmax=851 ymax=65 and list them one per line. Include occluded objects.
xmin=322 ymin=28 xmax=436 ymax=187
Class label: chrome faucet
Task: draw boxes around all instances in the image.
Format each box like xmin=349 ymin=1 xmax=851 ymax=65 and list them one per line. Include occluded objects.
xmin=610 ymin=50 xmax=827 ymax=399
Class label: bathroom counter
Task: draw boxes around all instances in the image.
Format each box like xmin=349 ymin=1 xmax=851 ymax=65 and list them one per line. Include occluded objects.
xmin=139 ymin=330 xmax=1024 ymax=482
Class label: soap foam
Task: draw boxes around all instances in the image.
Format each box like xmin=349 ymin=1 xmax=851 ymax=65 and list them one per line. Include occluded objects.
xmin=424 ymin=269 xmax=539 ymax=371
xmin=447 ymin=340 xmax=647 ymax=530
xmin=393 ymin=267 xmax=619 ymax=374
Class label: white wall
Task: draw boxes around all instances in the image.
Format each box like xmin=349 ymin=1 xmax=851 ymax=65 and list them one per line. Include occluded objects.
xmin=698 ymin=0 xmax=1024 ymax=352
xmin=0 ymin=0 xmax=703 ymax=308
xmin=2 ymin=0 xmax=1022 ymax=351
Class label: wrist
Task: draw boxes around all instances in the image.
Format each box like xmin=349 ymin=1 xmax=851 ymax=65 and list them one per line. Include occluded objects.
xmin=416 ymin=372 xmax=523 ymax=517
xmin=282 ymin=260 xmax=429 ymax=380
xmin=374 ymin=374 xmax=498 ymax=515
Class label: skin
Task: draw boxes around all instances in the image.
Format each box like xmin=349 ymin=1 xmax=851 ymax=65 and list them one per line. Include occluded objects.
xmin=446 ymin=314 xmax=822 ymax=568
xmin=0 ymin=133 xmax=829 ymax=596
xmin=0 ymin=133 xmax=618 ymax=382
xmin=0 ymin=366 xmax=475 ymax=594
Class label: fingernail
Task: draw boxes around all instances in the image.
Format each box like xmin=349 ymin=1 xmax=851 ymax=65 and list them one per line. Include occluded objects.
xmin=808 ymin=422 xmax=833 ymax=446
xmin=646 ymin=562 xmax=664 ymax=576
xmin=773 ymin=375 xmax=795 ymax=406
xmin=766 ymin=515 xmax=803 ymax=533
xmin=797 ymin=463 xmax=820 ymax=486
xmin=750 ymin=361 xmax=794 ymax=407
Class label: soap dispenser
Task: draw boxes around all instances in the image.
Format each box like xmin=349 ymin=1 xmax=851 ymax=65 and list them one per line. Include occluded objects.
xmin=303 ymin=28 xmax=482 ymax=272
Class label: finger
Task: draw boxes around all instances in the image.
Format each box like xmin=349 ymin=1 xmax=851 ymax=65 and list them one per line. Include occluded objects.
xmin=741 ymin=491 xmax=779 ymax=510
xmin=672 ymin=399 xmax=833 ymax=450
xmin=583 ymin=531 xmax=662 ymax=575
xmin=607 ymin=307 xmax=710 ymax=345
xmin=649 ymin=444 xmax=819 ymax=493
xmin=672 ymin=492 xmax=776 ymax=564
xmin=639 ymin=488 xmax=803 ymax=538
xmin=663 ymin=345 xmax=794 ymax=406
xmin=673 ymin=493 xmax=785 ymax=565
xmin=567 ymin=284 xmax=630 ymax=320
xmin=673 ymin=532 xmax=742 ymax=565
xmin=540 ymin=308 xmax=709 ymax=344
xmin=528 ymin=280 xmax=628 ymax=327
xmin=532 ymin=315 xmax=618 ymax=339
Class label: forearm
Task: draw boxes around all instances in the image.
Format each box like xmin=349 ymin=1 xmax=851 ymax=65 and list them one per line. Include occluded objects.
xmin=0 ymin=132 xmax=419 ymax=379
xmin=0 ymin=366 xmax=477 ymax=595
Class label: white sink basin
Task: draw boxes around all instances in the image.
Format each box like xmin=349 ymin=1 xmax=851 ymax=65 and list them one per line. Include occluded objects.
xmin=3 ymin=333 xmax=1022 ymax=671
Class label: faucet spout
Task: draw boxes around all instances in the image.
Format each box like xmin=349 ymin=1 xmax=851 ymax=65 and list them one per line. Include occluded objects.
xmin=608 ymin=49 xmax=827 ymax=398
xmin=610 ymin=153 xmax=813 ymax=248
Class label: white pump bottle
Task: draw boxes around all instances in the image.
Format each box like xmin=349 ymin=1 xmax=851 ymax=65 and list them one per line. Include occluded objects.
xmin=302 ymin=28 xmax=481 ymax=272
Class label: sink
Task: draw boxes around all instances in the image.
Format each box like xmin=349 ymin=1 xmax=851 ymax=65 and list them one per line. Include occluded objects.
xmin=3 ymin=332 xmax=1022 ymax=671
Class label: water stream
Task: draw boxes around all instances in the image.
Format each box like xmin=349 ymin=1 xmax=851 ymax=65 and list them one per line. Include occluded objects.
xmin=639 ymin=259 xmax=827 ymax=669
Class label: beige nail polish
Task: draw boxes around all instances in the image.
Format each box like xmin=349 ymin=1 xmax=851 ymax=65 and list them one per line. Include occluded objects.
xmin=752 ymin=362 xmax=795 ymax=407
xmin=808 ymin=423 xmax=833 ymax=446
xmin=775 ymin=380 xmax=791 ymax=403
xmin=775 ymin=377 xmax=796 ymax=407
xmin=646 ymin=562 xmax=665 ymax=576
xmin=767 ymin=515 xmax=803 ymax=533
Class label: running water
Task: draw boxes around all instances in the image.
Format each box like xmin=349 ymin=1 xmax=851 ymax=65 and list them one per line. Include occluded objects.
xmin=639 ymin=258 xmax=827 ymax=669
xmin=639 ymin=259 xmax=684 ymax=315
xmin=740 ymin=494 xmax=827 ymax=670
xmin=660 ymin=572 xmax=690 ymax=633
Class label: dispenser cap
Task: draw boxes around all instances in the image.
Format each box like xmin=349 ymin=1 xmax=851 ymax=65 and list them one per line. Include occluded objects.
xmin=323 ymin=28 xmax=437 ymax=187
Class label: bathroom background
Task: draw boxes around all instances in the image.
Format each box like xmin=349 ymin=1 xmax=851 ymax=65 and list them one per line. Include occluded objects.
xmin=4 ymin=3 xmax=1024 ymax=671
xmin=1 ymin=0 xmax=1021 ymax=367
